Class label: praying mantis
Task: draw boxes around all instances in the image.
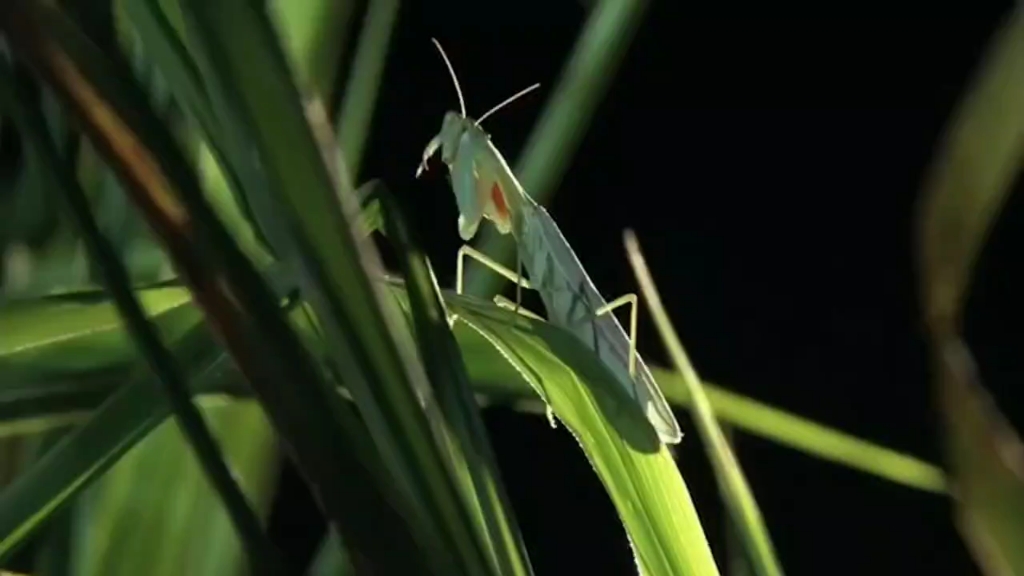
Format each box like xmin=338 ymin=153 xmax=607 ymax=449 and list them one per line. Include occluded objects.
xmin=416 ymin=40 xmax=682 ymax=445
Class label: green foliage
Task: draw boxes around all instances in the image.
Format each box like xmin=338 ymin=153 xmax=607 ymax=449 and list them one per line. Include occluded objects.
xmin=916 ymin=8 xmax=1024 ymax=574
xmin=626 ymin=232 xmax=781 ymax=576
xmin=0 ymin=0 xmax=1020 ymax=575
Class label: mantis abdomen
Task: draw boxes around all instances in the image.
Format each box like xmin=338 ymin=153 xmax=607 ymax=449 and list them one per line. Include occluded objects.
xmin=519 ymin=204 xmax=681 ymax=443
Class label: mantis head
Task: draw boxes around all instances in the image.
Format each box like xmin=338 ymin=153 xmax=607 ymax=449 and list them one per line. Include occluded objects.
xmin=417 ymin=38 xmax=539 ymax=241
xmin=416 ymin=111 xmax=472 ymax=178
xmin=416 ymin=38 xmax=540 ymax=179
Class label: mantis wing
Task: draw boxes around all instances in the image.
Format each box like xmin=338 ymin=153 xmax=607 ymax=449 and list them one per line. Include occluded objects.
xmin=451 ymin=131 xmax=513 ymax=239
xmin=476 ymin=136 xmax=514 ymax=236
xmin=525 ymin=206 xmax=683 ymax=444
xmin=451 ymin=133 xmax=487 ymax=241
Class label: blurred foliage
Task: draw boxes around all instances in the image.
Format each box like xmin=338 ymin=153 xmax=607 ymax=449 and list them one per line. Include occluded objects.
xmin=0 ymin=0 xmax=1020 ymax=575
xmin=916 ymin=8 xmax=1024 ymax=575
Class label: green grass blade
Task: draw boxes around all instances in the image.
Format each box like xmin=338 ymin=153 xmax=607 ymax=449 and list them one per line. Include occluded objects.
xmin=117 ymin=0 xmax=218 ymax=145
xmin=514 ymin=0 xmax=649 ymax=199
xmin=0 ymin=83 xmax=87 ymax=300
xmin=269 ymin=0 xmax=355 ymax=100
xmin=915 ymin=8 xmax=1024 ymax=574
xmin=31 ymin=428 xmax=74 ymax=576
xmin=0 ymin=288 xmax=200 ymax=379
xmin=175 ymin=2 xmax=499 ymax=572
xmin=0 ymin=286 xmax=205 ymax=440
xmin=72 ymin=399 xmax=278 ymax=576
xmin=0 ymin=3 xmax=430 ymax=572
xmin=377 ymin=186 xmax=534 ymax=575
xmin=399 ymin=284 xmax=721 ymax=576
xmin=467 ymin=0 xmax=649 ymax=297
xmin=122 ymin=0 xmax=290 ymax=257
xmin=354 ymin=180 xmax=386 ymax=238
xmin=0 ymin=56 xmax=284 ymax=574
xmin=649 ymin=369 xmax=946 ymax=494
xmin=0 ymin=321 xmax=232 ymax=562
xmin=625 ymin=231 xmax=782 ymax=576
xmin=0 ymin=287 xmax=236 ymax=445
xmin=916 ymin=8 xmax=1024 ymax=337
xmin=308 ymin=530 xmax=353 ymax=576
xmin=119 ymin=0 xmax=263 ymax=240
xmin=335 ymin=0 xmax=400 ymax=178
xmin=720 ymin=426 xmax=754 ymax=576
xmin=936 ymin=341 xmax=1024 ymax=575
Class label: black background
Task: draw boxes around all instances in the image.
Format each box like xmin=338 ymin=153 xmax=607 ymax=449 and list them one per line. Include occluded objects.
xmin=272 ymin=5 xmax=1024 ymax=575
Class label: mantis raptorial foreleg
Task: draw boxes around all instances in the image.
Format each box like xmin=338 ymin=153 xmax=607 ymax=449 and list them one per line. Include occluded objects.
xmin=457 ymin=246 xmax=545 ymax=322
xmin=456 ymin=245 xmax=533 ymax=294
xmin=457 ymin=245 xmax=560 ymax=426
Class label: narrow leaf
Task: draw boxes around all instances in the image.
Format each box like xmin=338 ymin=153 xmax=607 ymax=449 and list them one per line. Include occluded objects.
xmin=626 ymin=231 xmax=782 ymax=576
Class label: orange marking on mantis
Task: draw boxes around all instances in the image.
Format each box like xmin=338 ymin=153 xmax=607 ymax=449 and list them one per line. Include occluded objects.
xmin=491 ymin=182 xmax=510 ymax=220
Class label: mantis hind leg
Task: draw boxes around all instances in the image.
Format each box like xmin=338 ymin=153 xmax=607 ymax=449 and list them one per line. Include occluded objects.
xmin=594 ymin=293 xmax=640 ymax=379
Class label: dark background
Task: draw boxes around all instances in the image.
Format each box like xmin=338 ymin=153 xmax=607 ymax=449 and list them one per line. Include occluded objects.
xmin=273 ymin=5 xmax=1024 ymax=575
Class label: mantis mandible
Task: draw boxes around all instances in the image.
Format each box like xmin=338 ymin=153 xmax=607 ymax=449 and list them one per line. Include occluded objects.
xmin=416 ymin=39 xmax=682 ymax=445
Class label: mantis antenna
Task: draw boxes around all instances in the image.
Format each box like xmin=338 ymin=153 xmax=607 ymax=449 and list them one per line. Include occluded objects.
xmin=429 ymin=38 xmax=539 ymax=124
xmin=477 ymin=83 xmax=541 ymax=124
xmin=430 ymin=38 xmax=467 ymax=117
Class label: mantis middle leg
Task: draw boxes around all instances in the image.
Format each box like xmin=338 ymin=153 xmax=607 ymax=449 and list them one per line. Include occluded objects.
xmin=457 ymin=245 xmax=557 ymax=427
xmin=456 ymin=245 xmax=547 ymax=318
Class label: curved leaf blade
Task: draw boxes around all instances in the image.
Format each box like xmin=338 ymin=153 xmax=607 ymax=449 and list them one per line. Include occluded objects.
xmin=916 ymin=8 xmax=1024 ymax=574
xmin=407 ymin=286 xmax=720 ymax=576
